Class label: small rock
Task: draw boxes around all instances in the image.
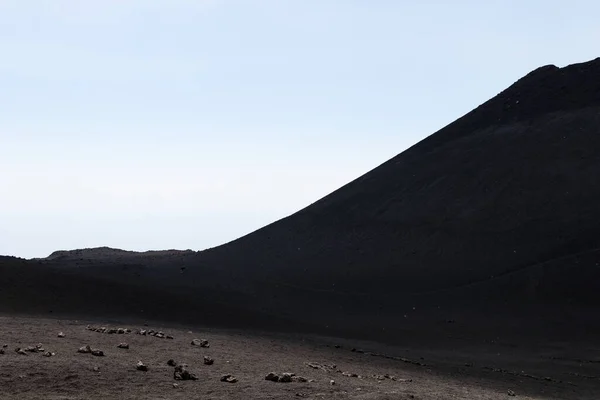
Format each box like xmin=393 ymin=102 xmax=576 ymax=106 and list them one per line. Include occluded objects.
xmin=191 ymin=339 xmax=209 ymax=348
xmin=166 ymin=335 xmax=174 ymax=340
xmin=136 ymin=361 xmax=148 ymax=371
xmin=167 ymin=359 xmax=177 ymax=367
xmin=156 ymin=332 xmax=165 ymax=339
xmin=117 ymin=343 xmax=129 ymax=349
xmin=15 ymin=348 xmax=28 ymax=355
xmin=279 ymin=373 xmax=293 ymax=383
xmin=342 ymin=371 xmax=358 ymax=378
xmin=293 ymin=376 xmax=308 ymax=383
xmin=43 ymin=351 xmax=55 ymax=357
xmin=172 ymin=383 xmax=179 ymax=388
xmin=78 ymin=345 xmax=92 ymax=354
xmin=508 ymin=389 xmax=516 ymax=396
xmin=117 ymin=328 xmax=125 ymax=334
xmin=92 ymin=367 xmax=100 ymax=372
xmin=57 ymin=332 xmax=65 ymax=338
xmin=220 ymin=374 xmax=238 ymax=383
xmin=125 ymin=328 xmax=131 ymax=333
xmin=330 ymin=379 xmax=336 ymax=385
xmin=91 ymin=349 xmax=104 ymax=357
xmin=265 ymin=372 xmax=279 ymax=382
xmin=174 ymin=365 xmax=198 ymax=381
xmin=308 ymin=379 xmax=315 ymax=383
xmin=0 ymin=349 xmax=4 ymax=355
xmin=203 ymin=356 xmax=214 ymax=365
xmin=107 ymin=328 xmax=117 ymax=334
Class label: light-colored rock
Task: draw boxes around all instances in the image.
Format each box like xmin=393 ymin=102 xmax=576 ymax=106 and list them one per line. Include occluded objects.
xmin=136 ymin=361 xmax=148 ymax=371
xmin=220 ymin=374 xmax=238 ymax=383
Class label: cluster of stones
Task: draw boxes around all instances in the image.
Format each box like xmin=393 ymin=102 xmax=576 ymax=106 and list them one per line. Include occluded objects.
xmin=305 ymin=361 xmax=411 ymax=383
xmin=86 ymin=325 xmax=131 ymax=335
xmin=12 ymin=343 xmax=55 ymax=357
xmin=141 ymin=354 xmax=233 ymax=384
xmin=77 ymin=345 xmax=104 ymax=357
xmin=265 ymin=372 xmax=309 ymax=383
xmin=136 ymin=329 xmax=173 ymax=339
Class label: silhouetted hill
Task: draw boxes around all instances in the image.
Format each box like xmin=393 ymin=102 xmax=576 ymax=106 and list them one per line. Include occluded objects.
xmin=2 ymin=57 xmax=600 ymax=343
xmin=44 ymin=247 xmax=194 ymax=261
xmin=186 ymin=58 xmax=600 ymax=301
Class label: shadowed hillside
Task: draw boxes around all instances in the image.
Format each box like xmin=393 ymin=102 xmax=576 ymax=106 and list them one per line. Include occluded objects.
xmin=3 ymin=57 xmax=600 ymax=343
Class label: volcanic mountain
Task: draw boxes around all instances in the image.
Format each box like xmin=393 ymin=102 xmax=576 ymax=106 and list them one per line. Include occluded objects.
xmin=3 ymin=57 xmax=600 ymax=341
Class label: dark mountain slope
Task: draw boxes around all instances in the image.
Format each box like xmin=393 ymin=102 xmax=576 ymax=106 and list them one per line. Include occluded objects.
xmin=3 ymin=58 xmax=600 ymax=342
xmin=184 ymin=58 xmax=600 ymax=303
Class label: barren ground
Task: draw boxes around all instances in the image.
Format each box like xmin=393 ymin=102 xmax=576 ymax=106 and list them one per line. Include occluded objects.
xmin=1 ymin=315 xmax=598 ymax=399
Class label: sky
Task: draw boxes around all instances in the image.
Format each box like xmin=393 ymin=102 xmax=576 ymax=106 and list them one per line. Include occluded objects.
xmin=1 ymin=0 xmax=599 ymax=258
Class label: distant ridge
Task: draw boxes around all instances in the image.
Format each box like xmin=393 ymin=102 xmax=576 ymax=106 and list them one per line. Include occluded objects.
xmin=44 ymin=247 xmax=195 ymax=261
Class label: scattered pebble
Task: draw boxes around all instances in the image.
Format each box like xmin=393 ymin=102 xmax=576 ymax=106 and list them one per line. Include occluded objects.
xmin=204 ymin=356 xmax=214 ymax=365
xmin=265 ymin=372 xmax=279 ymax=382
xmin=117 ymin=343 xmax=129 ymax=349
xmin=191 ymin=339 xmax=210 ymax=348
xmin=57 ymin=332 xmax=65 ymax=338
xmin=167 ymin=359 xmax=177 ymax=367
xmin=174 ymin=365 xmax=198 ymax=381
xmin=136 ymin=361 xmax=148 ymax=371
xmin=91 ymin=349 xmax=104 ymax=357
xmin=15 ymin=348 xmax=28 ymax=356
xmin=220 ymin=374 xmax=238 ymax=383
xmin=508 ymin=389 xmax=516 ymax=396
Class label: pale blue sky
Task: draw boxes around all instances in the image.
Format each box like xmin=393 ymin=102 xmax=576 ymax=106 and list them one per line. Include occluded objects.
xmin=1 ymin=0 xmax=598 ymax=258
